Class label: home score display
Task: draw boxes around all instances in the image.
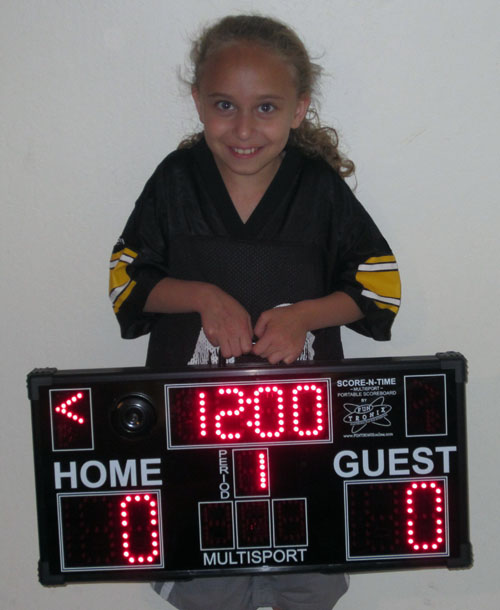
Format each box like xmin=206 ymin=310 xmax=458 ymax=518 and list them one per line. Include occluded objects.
xmin=27 ymin=354 xmax=472 ymax=585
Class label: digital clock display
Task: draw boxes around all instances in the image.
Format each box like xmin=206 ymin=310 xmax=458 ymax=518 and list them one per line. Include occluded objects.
xmin=166 ymin=378 xmax=332 ymax=448
xmin=27 ymin=354 xmax=471 ymax=584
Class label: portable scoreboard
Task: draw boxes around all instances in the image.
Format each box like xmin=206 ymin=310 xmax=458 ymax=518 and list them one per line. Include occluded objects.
xmin=27 ymin=353 xmax=472 ymax=585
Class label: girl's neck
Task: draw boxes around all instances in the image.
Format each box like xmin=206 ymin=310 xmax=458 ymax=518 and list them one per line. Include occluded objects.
xmin=215 ymin=153 xmax=284 ymax=223
xmin=226 ymin=186 xmax=261 ymax=223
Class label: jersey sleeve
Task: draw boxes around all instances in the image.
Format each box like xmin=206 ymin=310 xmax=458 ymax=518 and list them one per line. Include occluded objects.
xmin=109 ymin=169 xmax=170 ymax=339
xmin=331 ymin=180 xmax=401 ymax=341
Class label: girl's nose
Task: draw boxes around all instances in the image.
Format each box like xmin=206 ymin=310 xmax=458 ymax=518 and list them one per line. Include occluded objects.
xmin=234 ymin=111 xmax=253 ymax=140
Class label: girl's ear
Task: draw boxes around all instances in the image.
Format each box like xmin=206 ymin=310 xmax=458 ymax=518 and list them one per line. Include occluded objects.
xmin=291 ymin=95 xmax=311 ymax=129
xmin=191 ymin=87 xmax=204 ymax=123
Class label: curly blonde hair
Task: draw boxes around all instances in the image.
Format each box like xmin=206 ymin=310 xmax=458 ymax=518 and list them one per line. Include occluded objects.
xmin=179 ymin=14 xmax=355 ymax=179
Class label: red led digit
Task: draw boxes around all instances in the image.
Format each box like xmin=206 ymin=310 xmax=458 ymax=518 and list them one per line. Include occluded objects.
xmin=119 ymin=493 xmax=161 ymax=565
xmin=59 ymin=491 xmax=162 ymax=570
xmin=406 ymin=481 xmax=445 ymax=552
xmin=258 ymin=452 xmax=268 ymax=491
xmin=292 ymin=384 xmax=324 ymax=437
xmin=233 ymin=449 xmax=270 ymax=497
xmin=199 ymin=387 xmax=246 ymax=441
xmin=346 ymin=479 xmax=448 ymax=560
xmin=198 ymin=392 xmax=207 ymax=436
xmin=246 ymin=386 xmax=285 ymax=439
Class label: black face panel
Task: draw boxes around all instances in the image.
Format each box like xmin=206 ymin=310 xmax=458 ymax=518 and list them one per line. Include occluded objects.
xmin=28 ymin=354 xmax=472 ymax=585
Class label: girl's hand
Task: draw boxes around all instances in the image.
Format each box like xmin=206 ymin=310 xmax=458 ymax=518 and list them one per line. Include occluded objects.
xmin=252 ymin=304 xmax=308 ymax=365
xmin=145 ymin=280 xmax=363 ymax=364
xmin=144 ymin=278 xmax=253 ymax=359
xmin=199 ymin=285 xmax=253 ymax=359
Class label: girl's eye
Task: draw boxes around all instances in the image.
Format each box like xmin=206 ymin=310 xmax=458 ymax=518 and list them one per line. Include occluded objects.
xmin=216 ymin=100 xmax=234 ymax=111
xmin=259 ymin=103 xmax=275 ymax=114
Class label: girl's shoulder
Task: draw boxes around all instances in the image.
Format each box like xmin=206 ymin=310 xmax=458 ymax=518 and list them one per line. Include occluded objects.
xmin=293 ymin=147 xmax=356 ymax=200
xmin=133 ymin=143 xmax=203 ymax=206
xmin=152 ymin=143 xmax=198 ymax=176
xmin=151 ymin=137 xmax=216 ymax=183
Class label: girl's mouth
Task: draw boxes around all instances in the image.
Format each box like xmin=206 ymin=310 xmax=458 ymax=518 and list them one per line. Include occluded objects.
xmin=230 ymin=146 xmax=261 ymax=157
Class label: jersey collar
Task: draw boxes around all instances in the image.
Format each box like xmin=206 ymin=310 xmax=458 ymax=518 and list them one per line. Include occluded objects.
xmin=192 ymin=137 xmax=304 ymax=239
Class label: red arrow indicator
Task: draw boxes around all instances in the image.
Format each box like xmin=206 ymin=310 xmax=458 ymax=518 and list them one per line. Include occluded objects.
xmin=54 ymin=391 xmax=85 ymax=424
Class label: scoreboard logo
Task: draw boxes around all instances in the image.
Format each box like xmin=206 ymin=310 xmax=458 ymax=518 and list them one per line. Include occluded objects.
xmin=337 ymin=376 xmax=397 ymax=437
xmin=342 ymin=396 xmax=393 ymax=435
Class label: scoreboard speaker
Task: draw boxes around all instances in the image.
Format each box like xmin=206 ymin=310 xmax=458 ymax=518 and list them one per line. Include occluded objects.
xmin=27 ymin=353 xmax=472 ymax=585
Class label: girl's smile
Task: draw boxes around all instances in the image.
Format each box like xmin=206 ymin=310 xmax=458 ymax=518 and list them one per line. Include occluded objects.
xmin=231 ymin=147 xmax=260 ymax=156
xmin=192 ymin=42 xmax=310 ymax=194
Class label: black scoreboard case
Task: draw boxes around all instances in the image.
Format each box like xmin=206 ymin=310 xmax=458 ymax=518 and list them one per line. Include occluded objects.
xmin=28 ymin=353 xmax=472 ymax=585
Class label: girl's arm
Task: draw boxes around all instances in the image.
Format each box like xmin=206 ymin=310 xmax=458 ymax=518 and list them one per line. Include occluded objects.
xmin=144 ymin=277 xmax=254 ymax=358
xmin=252 ymin=292 xmax=363 ymax=364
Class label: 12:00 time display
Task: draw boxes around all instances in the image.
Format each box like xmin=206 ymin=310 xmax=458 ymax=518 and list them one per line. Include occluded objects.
xmin=166 ymin=379 xmax=332 ymax=448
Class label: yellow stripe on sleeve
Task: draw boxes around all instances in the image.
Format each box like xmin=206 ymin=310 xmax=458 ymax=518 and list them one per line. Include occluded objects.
xmin=355 ymin=255 xmax=401 ymax=313
xmin=109 ymin=247 xmax=138 ymax=313
xmin=112 ymin=280 xmax=137 ymax=314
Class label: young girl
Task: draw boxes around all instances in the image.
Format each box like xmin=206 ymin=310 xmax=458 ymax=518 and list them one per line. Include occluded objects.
xmin=110 ymin=14 xmax=401 ymax=610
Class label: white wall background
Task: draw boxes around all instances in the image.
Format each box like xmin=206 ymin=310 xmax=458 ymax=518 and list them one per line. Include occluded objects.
xmin=1 ymin=1 xmax=498 ymax=608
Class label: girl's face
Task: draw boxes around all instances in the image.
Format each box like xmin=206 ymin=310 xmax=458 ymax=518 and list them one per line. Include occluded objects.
xmin=192 ymin=42 xmax=310 ymax=189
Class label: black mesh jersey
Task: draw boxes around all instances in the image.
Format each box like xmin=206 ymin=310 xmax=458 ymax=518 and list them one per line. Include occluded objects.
xmin=109 ymin=138 xmax=401 ymax=367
